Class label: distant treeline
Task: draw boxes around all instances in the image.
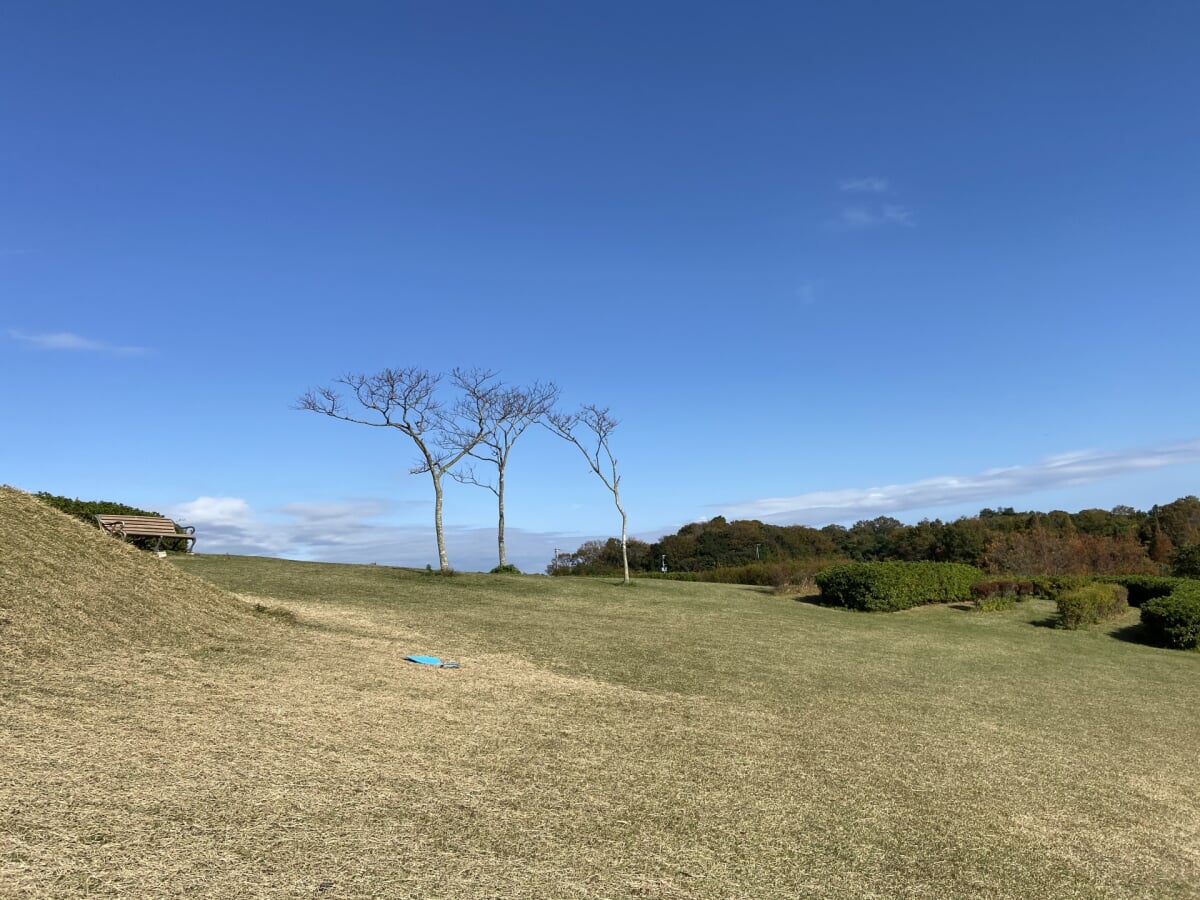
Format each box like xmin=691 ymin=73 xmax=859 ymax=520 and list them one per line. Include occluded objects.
xmin=549 ymin=496 xmax=1200 ymax=580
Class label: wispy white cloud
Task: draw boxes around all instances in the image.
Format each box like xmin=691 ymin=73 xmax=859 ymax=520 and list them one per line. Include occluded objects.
xmin=836 ymin=208 xmax=875 ymax=229
xmin=163 ymin=495 xmax=577 ymax=573
xmin=832 ymin=204 xmax=915 ymax=231
xmin=880 ymin=204 xmax=914 ymax=226
xmin=839 ymin=176 xmax=890 ymax=193
xmin=172 ymin=496 xmax=257 ymax=527
xmin=828 ymin=175 xmax=915 ymax=230
xmin=8 ymin=329 xmax=149 ymax=355
xmin=714 ymin=441 xmax=1200 ymax=525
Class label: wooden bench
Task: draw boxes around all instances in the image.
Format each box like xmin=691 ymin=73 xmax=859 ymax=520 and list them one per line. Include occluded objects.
xmin=95 ymin=514 xmax=197 ymax=553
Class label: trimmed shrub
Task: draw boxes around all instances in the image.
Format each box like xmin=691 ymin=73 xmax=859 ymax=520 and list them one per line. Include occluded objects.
xmin=1029 ymin=574 xmax=1091 ymax=602
xmin=815 ymin=561 xmax=983 ymax=612
xmin=1141 ymin=584 xmax=1200 ymax=650
xmin=970 ymin=581 xmax=1003 ymax=599
xmin=975 ymin=593 xmax=1014 ymax=612
xmin=971 ymin=580 xmax=1012 ymax=611
xmin=1055 ymin=583 xmax=1129 ymax=629
xmin=970 ymin=580 xmax=1037 ymax=607
xmin=1095 ymin=575 xmax=1182 ymax=608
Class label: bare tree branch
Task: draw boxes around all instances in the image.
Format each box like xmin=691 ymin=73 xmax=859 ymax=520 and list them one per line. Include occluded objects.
xmin=295 ymin=366 xmax=495 ymax=573
xmin=450 ymin=379 xmax=560 ymax=568
xmin=544 ymin=404 xmax=630 ymax=583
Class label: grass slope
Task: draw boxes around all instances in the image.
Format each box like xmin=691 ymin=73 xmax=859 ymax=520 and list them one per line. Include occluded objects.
xmin=0 ymin=487 xmax=265 ymax=662
xmin=2 ymin=516 xmax=1198 ymax=898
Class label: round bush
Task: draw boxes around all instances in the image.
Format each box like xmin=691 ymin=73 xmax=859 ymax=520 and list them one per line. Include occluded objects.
xmin=1141 ymin=584 xmax=1200 ymax=650
xmin=1055 ymin=583 xmax=1128 ymax=630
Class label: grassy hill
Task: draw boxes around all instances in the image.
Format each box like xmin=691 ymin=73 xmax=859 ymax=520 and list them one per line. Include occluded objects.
xmin=2 ymin=489 xmax=1198 ymax=897
xmin=0 ymin=486 xmax=265 ymax=663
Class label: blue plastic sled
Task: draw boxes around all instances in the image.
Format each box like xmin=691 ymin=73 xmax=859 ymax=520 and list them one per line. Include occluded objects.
xmin=405 ymin=655 xmax=460 ymax=668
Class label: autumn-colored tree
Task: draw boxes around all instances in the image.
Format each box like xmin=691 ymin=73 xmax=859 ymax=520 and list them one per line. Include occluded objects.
xmin=1151 ymin=496 xmax=1200 ymax=549
xmin=986 ymin=526 xmax=1156 ymax=576
xmin=1074 ymin=533 xmax=1158 ymax=575
xmin=985 ymin=526 xmax=1075 ymax=576
xmin=1147 ymin=523 xmax=1177 ymax=564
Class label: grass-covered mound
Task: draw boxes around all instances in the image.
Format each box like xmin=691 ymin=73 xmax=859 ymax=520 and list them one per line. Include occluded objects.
xmin=0 ymin=486 xmax=262 ymax=663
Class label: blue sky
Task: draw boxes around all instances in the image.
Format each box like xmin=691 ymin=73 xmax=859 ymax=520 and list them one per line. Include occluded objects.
xmin=4 ymin=1 xmax=1199 ymax=573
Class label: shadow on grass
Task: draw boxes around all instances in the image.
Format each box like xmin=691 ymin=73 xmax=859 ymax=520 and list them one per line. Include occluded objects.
xmin=791 ymin=597 xmax=991 ymax=614
xmin=793 ymin=593 xmax=836 ymax=608
xmin=1110 ymin=621 xmax=1160 ymax=647
xmin=791 ymin=594 xmax=880 ymax=613
xmin=1025 ymin=616 xmax=1167 ymax=650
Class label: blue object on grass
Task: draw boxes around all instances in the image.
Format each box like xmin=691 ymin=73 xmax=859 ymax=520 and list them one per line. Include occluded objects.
xmin=405 ymin=655 xmax=442 ymax=666
xmin=405 ymin=655 xmax=460 ymax=668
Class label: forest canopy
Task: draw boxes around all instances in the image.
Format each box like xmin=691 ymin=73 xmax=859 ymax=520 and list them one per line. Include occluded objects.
xmin=549 ymin=496 xmax=1200 ymax=580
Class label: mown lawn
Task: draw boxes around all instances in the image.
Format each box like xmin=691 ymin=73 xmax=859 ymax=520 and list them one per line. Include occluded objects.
xmin=4 ymin=543 xmax=1198 ymax=898
xmin=167 ymin=555 xmax=1200 ymax=899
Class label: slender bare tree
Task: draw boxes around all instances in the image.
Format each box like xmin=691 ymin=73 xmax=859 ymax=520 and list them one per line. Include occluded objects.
xmin=296 ymin=366 xmax=502 ymax=572
xmin=545 ymin=404 xmax=630 ymax=584
xmin=451 ymin=380 xmax=560 ymax=570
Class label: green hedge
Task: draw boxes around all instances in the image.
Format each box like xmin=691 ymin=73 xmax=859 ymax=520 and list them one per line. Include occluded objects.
xmin=1055 ymin=583 xmax=1128 ymax=629
xmin=815 ymin=561 xmax=984 ymax=612
xmin=1141 ymin=583 xmax=1200 ymax=651
xmin=1094 ymin=575 xmax=1182 ymax=608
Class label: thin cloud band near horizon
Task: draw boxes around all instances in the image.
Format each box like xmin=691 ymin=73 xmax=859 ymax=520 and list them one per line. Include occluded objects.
xmin=716 ymin=441 xmax=1200 ymax=525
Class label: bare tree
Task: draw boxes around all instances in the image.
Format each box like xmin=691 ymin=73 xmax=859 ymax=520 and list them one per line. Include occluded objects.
xmin=451 ymin=380 xmax=560 ymax=570
xmin=545 ymin=404 xmax=630 ymax=584
xmin=296 ymin=366 xmax=502 ymax=572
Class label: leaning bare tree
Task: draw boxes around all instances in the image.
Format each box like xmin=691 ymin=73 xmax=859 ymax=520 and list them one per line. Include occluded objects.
xmin=296 ymin=366 xmax=502 ymax=573
xmin=451 ymin=380 xmax=560 ymax=571
xmin=545 ymin=404 xmax=630 ymax=584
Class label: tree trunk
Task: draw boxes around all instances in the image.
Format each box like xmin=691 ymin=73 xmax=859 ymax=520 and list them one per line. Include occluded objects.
xmin=497 ymin=469 xmax=507 ymax=568
xmin=432 ymin=471 xmax=450 ymax=572
xmin=615 ymin=487 xmax=630 ymax=584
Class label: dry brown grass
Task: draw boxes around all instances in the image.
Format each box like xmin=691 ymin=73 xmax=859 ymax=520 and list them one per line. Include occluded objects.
xmin=0 ymin=486 xmax=267 ymax=663
xmin=2 ymin=487 xmax=1199 ymax=898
